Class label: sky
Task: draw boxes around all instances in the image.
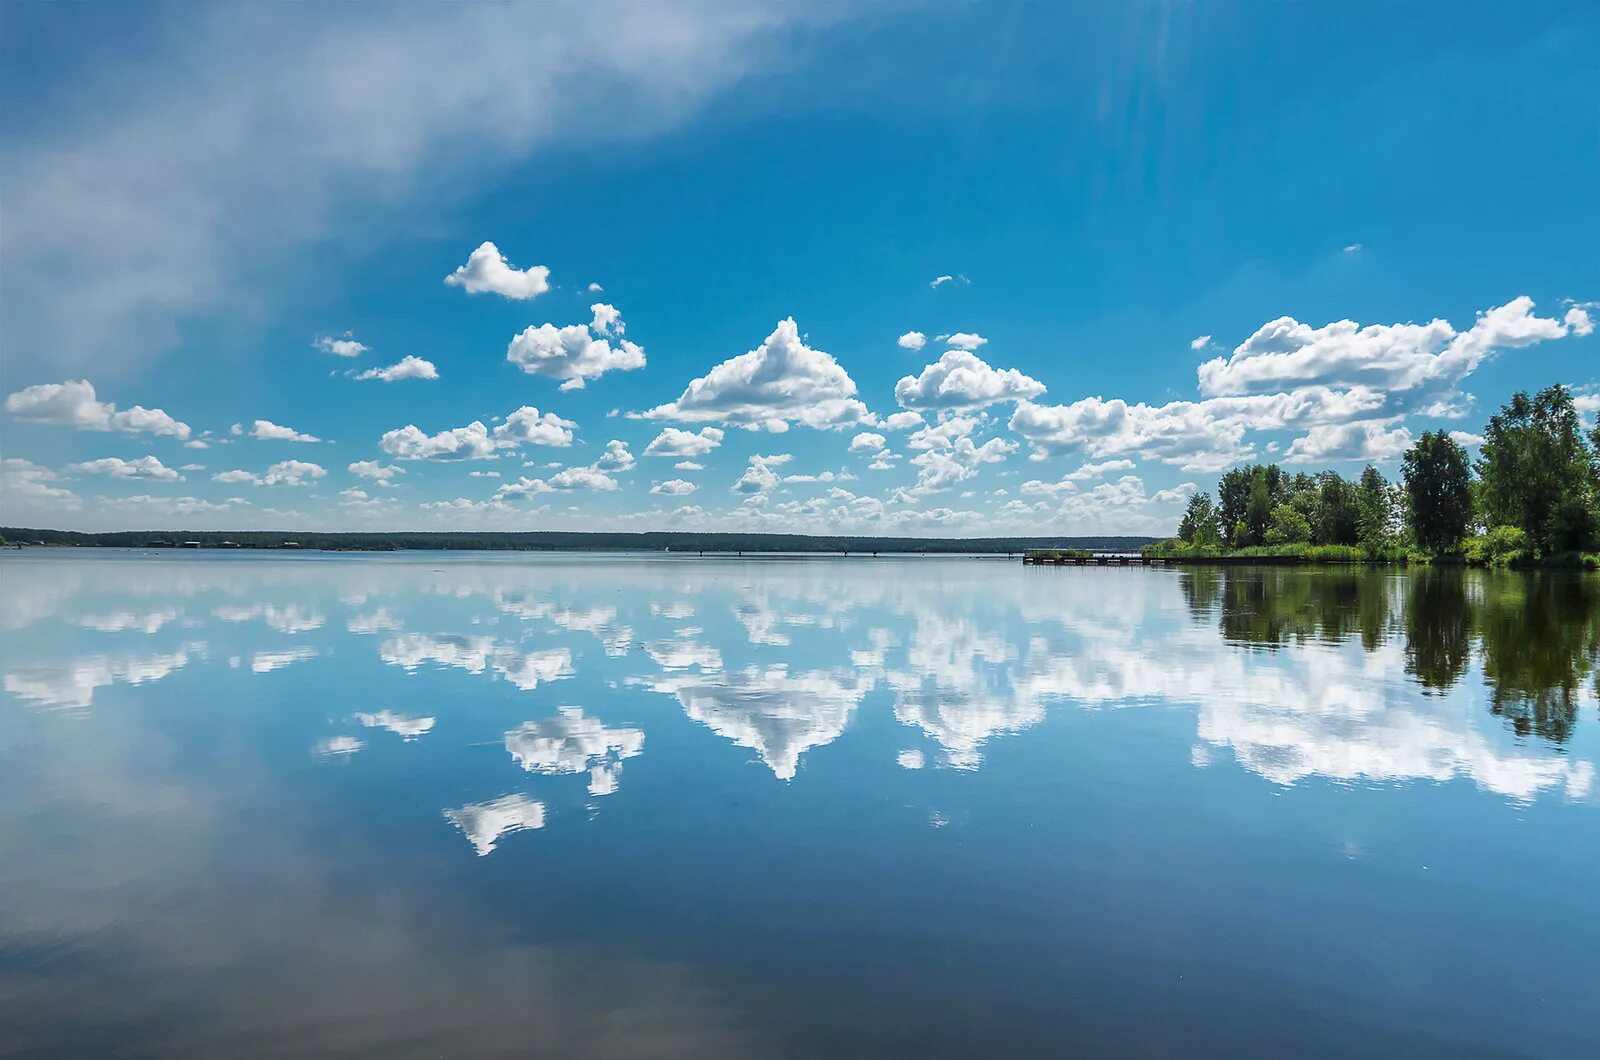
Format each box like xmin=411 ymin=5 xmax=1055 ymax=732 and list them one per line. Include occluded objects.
xmin=2 ymin=1 xmax=1597 ymax=537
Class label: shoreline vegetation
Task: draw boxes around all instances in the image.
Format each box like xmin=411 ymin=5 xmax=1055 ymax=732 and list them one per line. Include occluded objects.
xmin=0 ymin=528 xmax=1156 ymax=555
xmin=1139 ymin=384 xmax=1600 ymax=571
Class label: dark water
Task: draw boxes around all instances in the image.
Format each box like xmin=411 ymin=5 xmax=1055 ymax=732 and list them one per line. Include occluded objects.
xmin=2 ymin=551 xmax=1597 ymax=1058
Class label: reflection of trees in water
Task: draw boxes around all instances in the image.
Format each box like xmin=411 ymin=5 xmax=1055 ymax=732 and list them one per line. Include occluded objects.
xmin=1186 ymin=567 xmax=1600 ymax=744
xmin=1477 ymin=574 xmax=1600 ymax=743
xmin=1404 ymin=569 xmax=1472 ymax=693
xmin=1209 ymin=569 xmax=1394 ymax=651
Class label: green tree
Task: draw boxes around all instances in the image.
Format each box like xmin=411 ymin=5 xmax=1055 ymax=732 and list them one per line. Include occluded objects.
xmin=1178 ymin=491 xmax=1221 ymax=546
xmin=1264 ymin=503 xmax=1312 ymax=545
xmin=1402 ymin=430 xmax=1475 ymax=553
xmin=1356 ymin=465 xmax=1396 ymax=551
xmin=1216 ymin=467 xmax=1254 ymax=547
xmin=1477 ymin=384 xmax=1600 ymax=555
xmin=1311 ymin=471 xmax=1360 ymax=546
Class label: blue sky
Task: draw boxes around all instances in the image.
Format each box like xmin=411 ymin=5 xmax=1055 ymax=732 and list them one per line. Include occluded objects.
xmin=3 ymin=2 xmax=1597 ymax=535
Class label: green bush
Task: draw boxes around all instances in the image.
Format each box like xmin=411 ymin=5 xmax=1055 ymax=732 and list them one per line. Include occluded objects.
xmin=1463 ymin=525 xmax=1529 ymax=567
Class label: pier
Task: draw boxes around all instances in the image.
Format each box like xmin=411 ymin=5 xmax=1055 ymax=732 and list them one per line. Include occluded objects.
xmin=1023 ymin=550 xmax=1173 ymax=567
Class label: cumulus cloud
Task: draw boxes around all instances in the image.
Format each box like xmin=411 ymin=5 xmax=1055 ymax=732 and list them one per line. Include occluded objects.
xmin=849 ymin=431 xmax=886 ymax=453
xmin=1190 ymin=335 xmax=1211 ymax=351
xmin=897 ymin=331 xmax=927 ymax=350
xmin=643 ymin=426 xmax=724 ymax=458
xmin=380 ymin=406 xmax=574 ymax=461
xmin=444 ymin=241 xmax=550 ymax=299
xmin=348 ymin=460 xmax=405 ymax=484
xmin=1284 ymin=421 xmax=1414 ymax=463
xmin=895 ymin=349 xmax=1045 ymax=410
xmin=594 ymin=439 xmax=635 ymax=471
xmin=66 ymin=455 xmax=182 ymax=481
xmin=249 ymin=419 xmax=320 ymax=442
xmin=651 ymin=479 xmax=697 ymax=495
xmin=884 ymin=411 xmax=924 ymax=431
xmin=1 ymin=458 xmax=81 ymax=507
xmin=589 ymin=303 xmax=623 ymax=337
xmin=314 ymin=334 xmax=368 ymax=357
xmin=212 ymin=459 xmax=327 ymax=486
xmin=909 ymin=435 xmax=1014 ymax=492
xmin=4 ymin=379 xmax=191 ymax=438
xmin=506 ymin=315 xmax=645 ymax=390
xmin=1197 ymin=297 xmax=1582 ymax=410
xmin=733 ymin=453 xmax=792 ymax=494
xmin=496 ymin=465 xmax=620 ymax=497
xmin=942 ymin=332 xmax=986 ymax=350
xmin=352 ymin=355 xmax=438 ymax=382
xmin=641 ymin=318 xmax=871 ymax=430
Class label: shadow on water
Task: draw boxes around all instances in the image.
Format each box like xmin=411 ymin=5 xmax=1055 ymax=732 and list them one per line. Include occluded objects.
xmin=1181 ymin=566 xmax=1600 ymax=744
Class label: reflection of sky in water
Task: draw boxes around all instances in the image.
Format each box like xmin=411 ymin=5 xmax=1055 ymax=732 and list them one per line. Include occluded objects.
xmin=3 ymin=552 xmax=1599 ymax=1056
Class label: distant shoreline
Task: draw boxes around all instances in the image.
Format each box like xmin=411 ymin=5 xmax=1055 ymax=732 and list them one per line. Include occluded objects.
xmin=0 ymin=527 xmax=1158 ymax=555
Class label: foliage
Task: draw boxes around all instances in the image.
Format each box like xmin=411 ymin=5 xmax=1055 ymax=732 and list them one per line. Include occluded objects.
xmin=1462 ymin=525 xmax=1530 ymax=568
xmin=1264 ymin=503 xmax=1312 ymax=545
xmin=1402 ymin=430 xmax=1475 ymax=553
xmin=1177 ymin=492 xmax=1222 ymax=546
xmin=1477 ymin=384 xmax=1600 ymax=555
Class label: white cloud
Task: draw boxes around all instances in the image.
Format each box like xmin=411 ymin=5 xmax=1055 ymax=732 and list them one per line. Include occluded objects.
xmin=348 ymin=460 xmax=404 ymax=484
xmin=496 ymin=464 xmax=619 ymax=498
xmin=589 ymin=302 xmax=623 ymax=337
xmin=1344 ymin=243 xmax=1363 ymax=254
xmin=644 ymin=426 xmax=724 ymax=458
xmin=1284 ymin=421 xmax=1413 ymax=463
xmin=1197 ymin=297 xmax=1581 ymax=411
xmin=733 ymin=453 xmax=793 ymax=494
xmin=594 ymin=439 xmax=635 ymax=472
xmin=380 ymin=422 xmax=495 ymax=461
xmin=352 ymin=355 xmax=438 ymax=382
xmin=1019 ymin=458 xmax=1138 ymax=495
xmin=211 ymin=459 xmax=326 ymax=486
xmin=943 ymin=332 xmax=986 ymax=350
xmin=1190 ymin=335 xmax=1211 ymax=351
xmin=249 ymin=419 xmax=320 ymax=442
xmin=4 ymin=379 xmax=191 ymax=438
xmin=675 ymin=461 xmax=704 ymax=471
xmin=642 ymin=318 xmax=871 ymax=430
xmin=909 ymin=435 xmax=1014 ymax=492
xmin=652 ymin=479 xmax=697 ymax=495
xmin=444 ymin=241 xmax=550 ymax=299
xmin=906 ymin=414 xmax=981 ymax=450
xmin=314 ymin=334 xmax=368 ymax=357
xmin=66 ymin=455 xmax=182 ymax=481
xmin=1565 ymin=306 xmax=1595 ymax=336
xmin=586 ymin=282 xmax=604 ymax=293
xmin=1 ymin=458 xmax=81 ymax=507
xmin=380 ymin=406 xmax=574 ymax=461
xmin=897 ymin=331 xmax=927 ymax=350
xmin=506 ymin=317 xmax=645 ymax=390
xmin=849 ymin=431 xmax=886 ymax=453
xmin=895 ymin=349 xmax=1045 ymax=410
xmin=884 ymin=411 xmax=924 ymax=431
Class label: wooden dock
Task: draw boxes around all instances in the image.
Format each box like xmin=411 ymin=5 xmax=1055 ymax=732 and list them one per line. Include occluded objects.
xmin=1022 ymin=551 xmax=1174 ymax=567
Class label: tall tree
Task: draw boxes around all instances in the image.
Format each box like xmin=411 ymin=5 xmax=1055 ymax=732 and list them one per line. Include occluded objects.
xmin=1402 ymin=430 xmax=1474 ymax=553
xmin=1312 ymin=471 xmax=1361 ymax=546
xmin=1178 ymin=491 xmax=1221 ymax=546
xmin=1477 ymin=384 xmax=1600 ymax=554
xmin=1216 ymin=467 xmax=1254 ymax=547
xmin=1356 ymin=465 xmax=1396 ymax=550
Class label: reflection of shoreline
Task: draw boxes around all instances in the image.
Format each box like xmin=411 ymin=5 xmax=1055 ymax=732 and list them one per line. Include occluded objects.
xmin=4 ymin=556 xmax=1596 ymax=806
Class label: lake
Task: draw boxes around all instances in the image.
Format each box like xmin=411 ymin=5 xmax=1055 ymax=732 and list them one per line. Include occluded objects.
xmin=2 ymin=550 xmax=1598 ymax=1057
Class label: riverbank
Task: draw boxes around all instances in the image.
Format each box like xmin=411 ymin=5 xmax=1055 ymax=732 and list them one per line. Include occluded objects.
xmin=1134 ymin=541 xmax=1600 ymax=570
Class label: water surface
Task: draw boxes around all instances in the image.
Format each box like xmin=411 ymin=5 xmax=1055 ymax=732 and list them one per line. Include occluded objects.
xmin=2 ymin=551 xmax=1598 ymax=1057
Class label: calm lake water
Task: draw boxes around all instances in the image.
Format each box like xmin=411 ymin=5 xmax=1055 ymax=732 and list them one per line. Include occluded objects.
xmin=2 ymin=550 xmax=1598 ymax=1058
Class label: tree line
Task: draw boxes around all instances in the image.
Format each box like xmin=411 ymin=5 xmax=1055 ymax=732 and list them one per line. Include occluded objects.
xmin=1168 ymin=384 xmax=1600 ymax=564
